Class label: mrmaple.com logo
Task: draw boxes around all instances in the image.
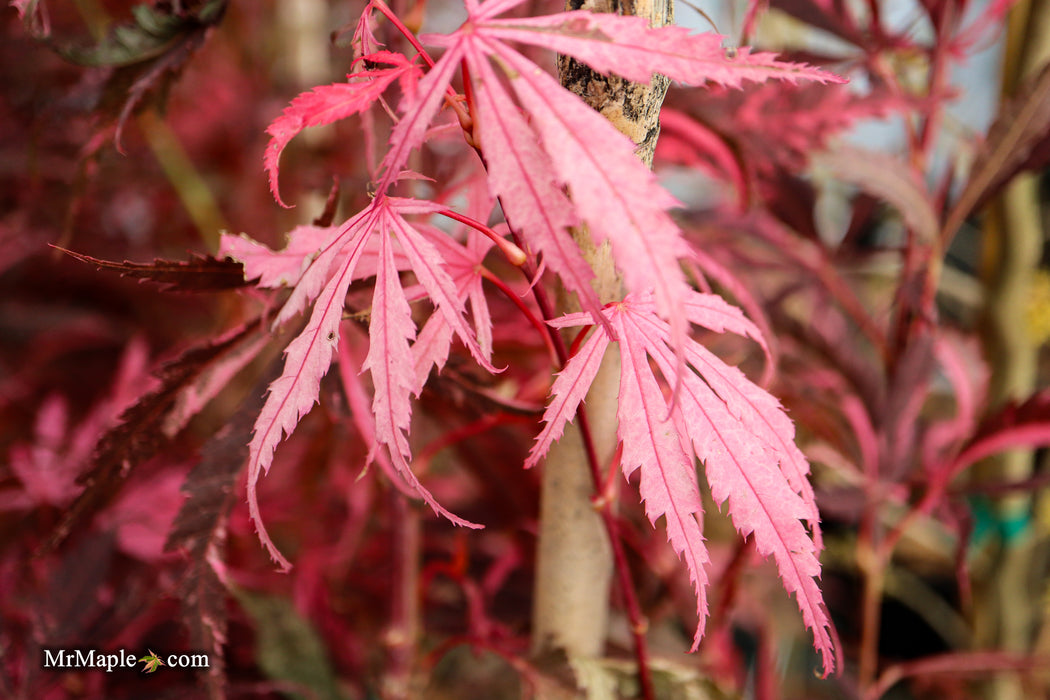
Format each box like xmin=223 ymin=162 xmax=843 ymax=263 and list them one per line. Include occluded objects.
xmin=42 ymin=648 xmax=209 ymax=673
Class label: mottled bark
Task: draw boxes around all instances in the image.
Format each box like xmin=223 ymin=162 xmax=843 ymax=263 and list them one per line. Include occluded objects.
xmin=558 ymin=0 xmax=673 ymax=169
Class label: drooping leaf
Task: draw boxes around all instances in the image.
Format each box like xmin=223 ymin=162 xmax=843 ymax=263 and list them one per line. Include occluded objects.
xmin=366 ymin=223 xmax=484 ymax=526
xmin=265 ymin=51 xmax=422 ymax=207
xmin=377 ymin=2 xmax=839 ymax=335
xmin=245 ymin=228 xmax=369 ymax=570
xmin=465 ymin=44 xmax=602 ymax=318
xmin=487 ymin=38 xmax=692 ymax=344
xmin=367 ymin=219 xmax=423 ymax=477
xmin=245 ymin=196 xmax=490 ymax=567
xmin=530 ymin=293 xmax=833 ymax=671
xmin=614 ymin=304 xmax=711 ymax=649
xmin=629 ymin=307 xmax=828 ymax=643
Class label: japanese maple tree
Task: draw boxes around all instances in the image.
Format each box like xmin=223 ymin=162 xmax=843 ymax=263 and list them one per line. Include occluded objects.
xmin=216 ymin=0 xmax=843 ymax=676
xmin=10 ymin=0 xmax=1050 ymax=698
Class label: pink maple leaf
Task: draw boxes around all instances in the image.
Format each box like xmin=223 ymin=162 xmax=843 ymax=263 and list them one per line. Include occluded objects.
xmin=3 ymin=339 xmax=151 ymax=511
xmin=244 ymin=0 xmax=843 ymax=658
xmin=529 ymin=292 xmax=835 ymax=672
xmin=220 ymin=225 xmax=338 ymax=289
xmin=410 ymin=226 xmax=496 ymax=389
xmin=264 ymin=51 xmax=421 ymax=207
xmin=245 ymin=195 xmax=492 ymax=569
xmin=261 ymin=0 xmax=843 ymax=339
xmin=372 ymin=0 xmax=841 ymax=338
xmin=478 ymin=10 xmax=843 ymax=87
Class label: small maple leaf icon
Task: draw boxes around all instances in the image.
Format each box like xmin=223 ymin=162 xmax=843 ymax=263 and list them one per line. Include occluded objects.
xmin=138 ymin=650 xmax=165 ymax=674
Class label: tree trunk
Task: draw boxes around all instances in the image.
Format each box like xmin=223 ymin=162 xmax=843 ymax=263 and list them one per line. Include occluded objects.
xmin=530 ymin=0 xmax=673 ymax=686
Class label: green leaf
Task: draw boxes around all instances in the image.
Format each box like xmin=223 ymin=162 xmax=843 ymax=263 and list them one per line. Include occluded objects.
xmin=233 ymin=589 xmax=347 ymax=700
xmin=55 ymin=1 xmax=228 ymax=68
xmin=138 ymin=649 xmax=165 ymax=674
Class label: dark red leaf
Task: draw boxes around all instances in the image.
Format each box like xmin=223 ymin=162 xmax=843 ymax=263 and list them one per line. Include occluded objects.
xmin=41 ymin=319 xmax=266 ymax=555
xmin=52 ymin=245 xmax=249 ymax=291
xmin=164 ymin=380 xmax=273 ymax=700
xmin=943 ymin=62 xmax=1050 ymax=238
xmin=953 ymin=391 xmax=1050 ymax=471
